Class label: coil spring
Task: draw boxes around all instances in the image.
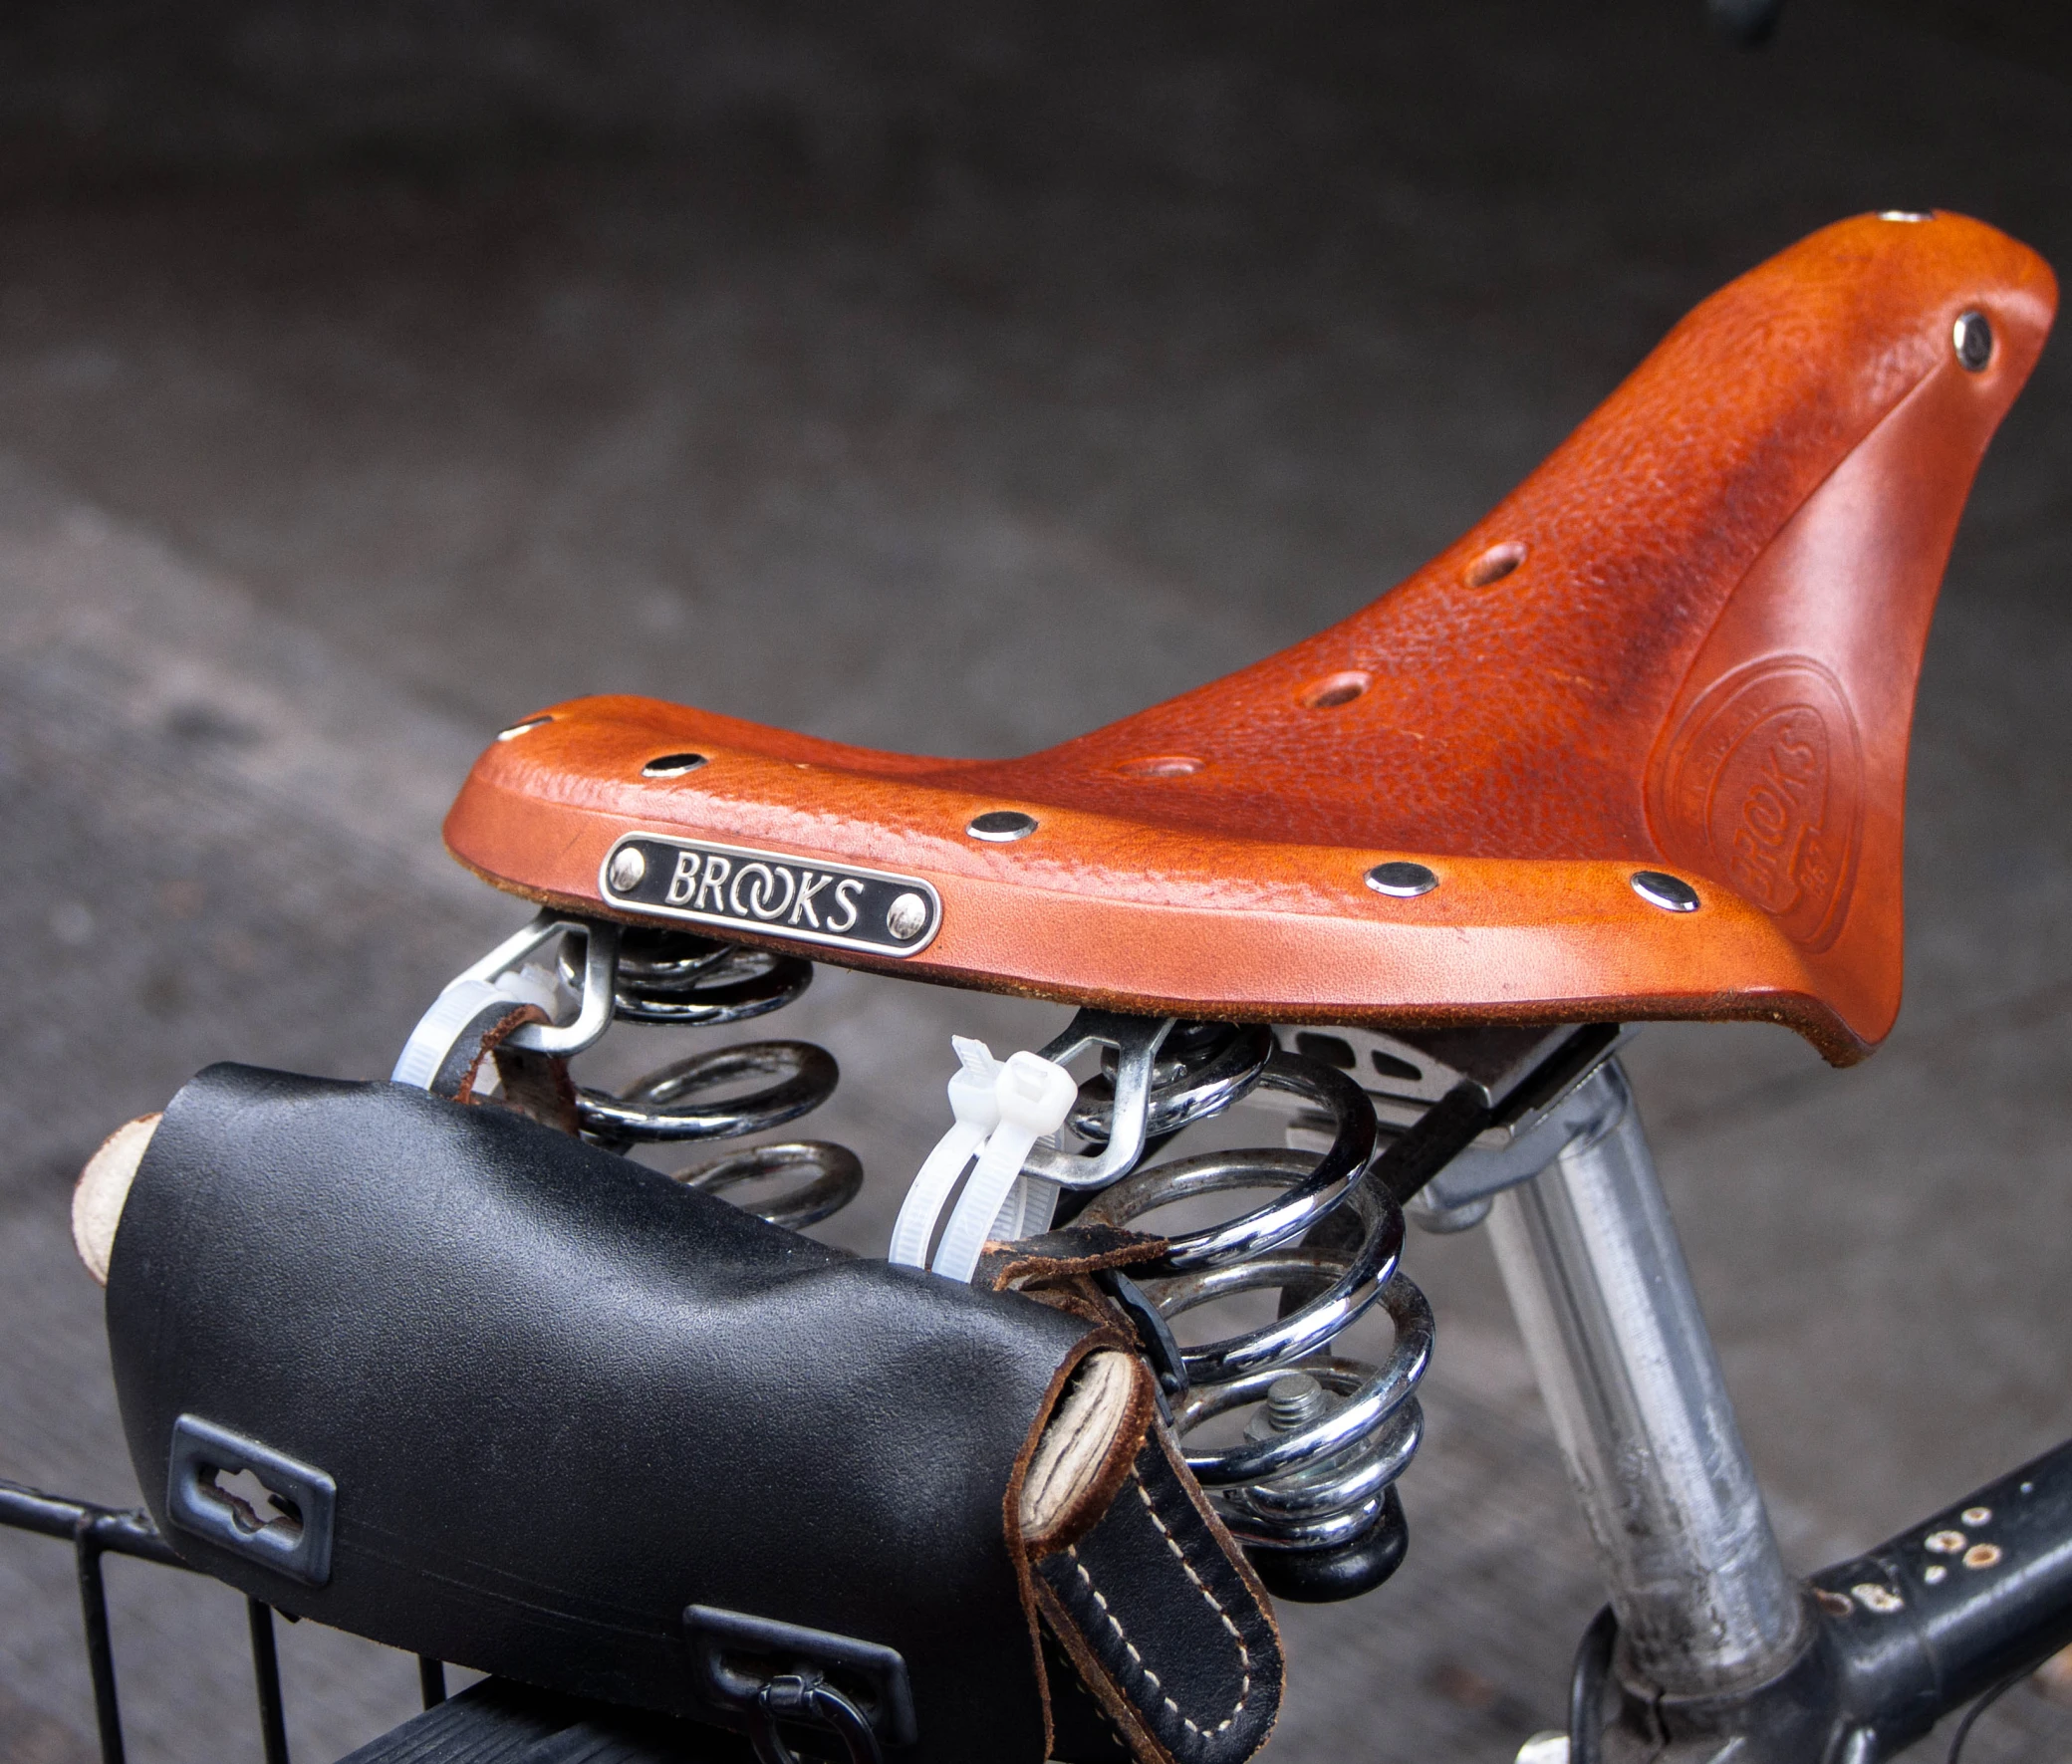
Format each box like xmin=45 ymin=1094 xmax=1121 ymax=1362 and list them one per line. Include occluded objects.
xmin=562 ymin=928 xmax=862 ymax=1230
xmin=1074 ymin=1025 xmax=1432 ymax=1599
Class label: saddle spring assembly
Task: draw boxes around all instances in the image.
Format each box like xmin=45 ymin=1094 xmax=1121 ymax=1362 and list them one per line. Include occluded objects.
xmin=561 ymin=927 xmax=863 ymax=1228
xmin=394 ymin=911 xmax=864 ymax=1232
xmin=898 ymin=1011 xmax=1433 ymax=1602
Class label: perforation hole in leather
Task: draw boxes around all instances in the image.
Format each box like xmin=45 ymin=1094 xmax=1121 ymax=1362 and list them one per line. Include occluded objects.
xmin=1298 ymin=671 xmax=1370 ymax=710
xmin=1113 ymin=755 xmax=1203 ymax=779
xmin=641 ymin=751 xmax=708 ymax=777
xmin=1464 ymin=540 xmax=1527 ymax=587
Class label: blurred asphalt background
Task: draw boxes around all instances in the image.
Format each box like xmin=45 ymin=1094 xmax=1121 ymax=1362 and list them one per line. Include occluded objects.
xmin=2 ymin=2 xmax=2070 ymax=1759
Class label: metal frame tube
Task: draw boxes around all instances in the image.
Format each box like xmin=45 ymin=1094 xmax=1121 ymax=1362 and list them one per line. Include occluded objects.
xmin=1488 ymin=1061 xmax=1805 ymax=1695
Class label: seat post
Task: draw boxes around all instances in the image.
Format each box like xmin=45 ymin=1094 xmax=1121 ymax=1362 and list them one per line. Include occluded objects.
xmin=1487 ymin=1061 xmax=1805 ymax=1697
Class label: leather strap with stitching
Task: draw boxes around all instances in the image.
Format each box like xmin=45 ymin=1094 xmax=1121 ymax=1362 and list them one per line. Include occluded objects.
xmin=1032 ymin=1422 xmax=1283 ymax=1764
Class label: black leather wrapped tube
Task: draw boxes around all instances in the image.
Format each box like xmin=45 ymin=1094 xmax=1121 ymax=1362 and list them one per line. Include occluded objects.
xmin=105 ymin=1065 xmax=1123 ymax=1764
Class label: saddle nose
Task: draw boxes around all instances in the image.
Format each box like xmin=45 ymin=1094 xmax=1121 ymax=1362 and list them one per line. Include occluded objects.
xmin=444 ymin=211 xmax=2055 ymax=1064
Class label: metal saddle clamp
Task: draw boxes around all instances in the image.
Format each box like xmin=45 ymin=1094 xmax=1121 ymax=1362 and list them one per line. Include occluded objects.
xmin=391 ymin=909 xmax=622 ymax=1091
xmin=390 ymin=911 xmax=869 ymax=1231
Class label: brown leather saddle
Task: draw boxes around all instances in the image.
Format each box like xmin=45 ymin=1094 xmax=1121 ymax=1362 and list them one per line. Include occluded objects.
xmin=444 ymin=213 xmax=2055 ymax=1064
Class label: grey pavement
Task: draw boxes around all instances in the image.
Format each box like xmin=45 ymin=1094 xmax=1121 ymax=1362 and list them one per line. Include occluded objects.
xmin=2 ymin=3 xmax=2071 ymax=1760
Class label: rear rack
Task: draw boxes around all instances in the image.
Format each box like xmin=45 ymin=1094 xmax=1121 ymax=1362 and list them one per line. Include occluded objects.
xmin=0 ymin=1475 xmax=446 ymax=1764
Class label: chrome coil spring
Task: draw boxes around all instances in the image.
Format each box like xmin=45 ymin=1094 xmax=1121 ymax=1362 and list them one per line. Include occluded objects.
xmin=1075 ymin=1031 xmax=1431 ymax=1597
xmin=564 ymin=927 xmax=862 ymax=1229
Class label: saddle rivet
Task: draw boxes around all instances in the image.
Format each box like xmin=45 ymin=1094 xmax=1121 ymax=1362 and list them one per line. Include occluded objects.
xmin=1631 ymin=871 xmax=1700 ymax=912
xmin=1366 ymin=862 xmax=1438 ymax=897
xmin=495 ymin=715 xmax=553 ymax=741
xmin=968 ymin=810 xmax=1038 ymax=843
xmin=886 ymin=893 xmax=928 ymax=940
xmin=606 ymin=847 xmax=648 ymax=891
xmin=1953 ymin=310 xmax=1993 ymax=373
xmin=642 ymin=751 xmax=708 ymax=778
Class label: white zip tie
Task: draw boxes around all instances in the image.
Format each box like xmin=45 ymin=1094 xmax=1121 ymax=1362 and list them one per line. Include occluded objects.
xmin=889 ymin=1039 xmax=1079 ymax=1281
xmin=927 ymin=1050 xmax=1079 ymax=1284
xmin=888 ymin=1038 xmax=1003 ymax=1267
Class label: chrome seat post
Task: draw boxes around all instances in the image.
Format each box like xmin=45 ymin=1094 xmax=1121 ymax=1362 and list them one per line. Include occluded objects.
xmin=1487 ymin=1061 xmax=1805 ymax=1698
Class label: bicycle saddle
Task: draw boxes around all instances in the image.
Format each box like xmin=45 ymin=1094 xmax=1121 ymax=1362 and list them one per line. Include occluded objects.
xmin=445 ymin=213 xmax=2055 ymax=1064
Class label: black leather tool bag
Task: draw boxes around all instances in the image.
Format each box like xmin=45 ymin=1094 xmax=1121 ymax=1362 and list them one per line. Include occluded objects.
xmin=105 ymin=1066 xmax=1283 ymax=1764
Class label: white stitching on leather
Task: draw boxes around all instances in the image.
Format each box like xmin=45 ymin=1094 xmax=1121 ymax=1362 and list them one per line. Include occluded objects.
xmin=1064 ymin=1469 xmax=1251 ymax=1743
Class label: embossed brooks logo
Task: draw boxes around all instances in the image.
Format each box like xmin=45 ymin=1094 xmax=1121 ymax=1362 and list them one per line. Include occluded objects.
xmin=598 ymin=836 xmax=941 ymax=957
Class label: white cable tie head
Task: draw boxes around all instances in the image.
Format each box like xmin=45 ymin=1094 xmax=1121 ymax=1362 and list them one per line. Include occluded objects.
xmin=503 ymin=961 xmax=565 ymax=1017
xmin=993 ymin=1051 xmax=1079 ymax=1138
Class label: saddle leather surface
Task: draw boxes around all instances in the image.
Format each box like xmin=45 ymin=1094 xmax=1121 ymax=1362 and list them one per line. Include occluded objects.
xmin=444 ymin=213 xmax=2055 ymax=1062
xmin=105 ymin=1066 xmax=1283 ymax=1764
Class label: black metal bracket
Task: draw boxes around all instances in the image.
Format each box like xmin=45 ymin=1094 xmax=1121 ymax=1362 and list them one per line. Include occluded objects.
xmin=684 ymin=1603 xmax=916 ymax=1759
xmin=166 ymin=1412 xmax=337 ymax=1588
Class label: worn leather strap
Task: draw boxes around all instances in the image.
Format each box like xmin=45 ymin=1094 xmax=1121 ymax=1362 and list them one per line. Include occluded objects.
xmin=423 ymin=996 xmax=581 ymax=1134
xmin=988 ymin=1246 xmax=1287 ymax=1762
xmin=1036 ymin=1425 xmax=1282 ymax=1764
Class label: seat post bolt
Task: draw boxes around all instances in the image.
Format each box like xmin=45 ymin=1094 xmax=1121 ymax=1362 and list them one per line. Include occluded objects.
xmin=1267 ymin=1373 xmax=1330 ymax=1433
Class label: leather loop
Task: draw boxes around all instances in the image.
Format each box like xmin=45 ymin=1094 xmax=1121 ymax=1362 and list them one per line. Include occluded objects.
xmin=423 ymin=997 xmax=580 ymax=1134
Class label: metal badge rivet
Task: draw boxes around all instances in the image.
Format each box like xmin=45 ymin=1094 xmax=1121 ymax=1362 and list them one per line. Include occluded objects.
xmin=1631 ymin=870 xmax=1700 ymax=912
xmin=1366 ymin=861 xmax=1438 ymax=898
xmin=495 ymin=715 xmax=553 ymax=741
xmin=642 ymin=751 xmax=708 ymax=778
xmin=1953 ymin=310 xmax=1993 ymax=373
xmin=607 ymin=847 xmax=648 ymax=891
xmin=885 ymin=892 xmax=928 ymax=940
xmin=967 ymin=810 xmax=1037 ymax=843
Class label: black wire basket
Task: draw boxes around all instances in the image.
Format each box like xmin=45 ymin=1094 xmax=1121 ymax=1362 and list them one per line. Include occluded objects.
xmin=0 ymin=1476 xmax=447 ymax=1764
